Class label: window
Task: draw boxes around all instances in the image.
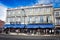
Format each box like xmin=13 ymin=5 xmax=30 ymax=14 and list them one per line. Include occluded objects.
xmin=29 ymin=9 xmax=33 ymax=14
xmin=35 ymin=16 xmax=40 ymax=23
xmin=16 ymin=10 xmax=21 ymax=16
xmin=10 ymin=22 xmax=15 ymax=24
xmin=21 ymin=9 xmax=25 ymax=16
xmin=16 ymin=17 xmax=21 ymax=22
xmin=33 ymin=8 xmax=38 ymax=14
xmin=7 ymin=18 xmax=10 ymax=23
xmin=26 ymin=8 xmax=34 ymax=14
xmin=47 ymin=8 xmax=50 ymax=12
xmin=45 ymin=8 xmax=50 ymax=13
xmin=27 ymin=17 xmax=30 ymax=23
xmin=47 ymin=16 xmax=52 ymax=23
xmin=39 ymin=8 xmax=43 ymax=13
xmin=56 ymin=12 xmax=59 ymax=16
xmin=12 ymin=18 xmax=15 ymax=22
xmin=29 ymin=16 xmax=32 ymax=23
xmin=40 ymin=16 xmax=47 ymax=23
xmin=56 ymin=19 xmax=59 ymax=25
xmin=7 ymin=11 xmax=11 ymax=16
xmin=7 ymin=18 xmax=15 ymax=24
xmin=56 ymin=19 xmax=60 ymax=25
xmin=21 ymin=17 xmax=24 ymax=23
xmin=40 ymin=16 xmax=44 ymax=23
xmin=10 ymin=11 xmax=13 ymax=16
xmin=39 ymin=8 xmax=42 ymax=11
xmin=12 ymin=11 xmax=15 ymax=15
xmin=10 ymin=18 xmax=15 ymax=22
xmin=46 ymin=8 xmax=49 ymax=13
xmin=18 ymin=11 xmax=20 ymax=14
xmin=28 ymin=16 xmax=35 ymax=23
xmin=16 ymin=21 xmax=21 ymax=24
xmin=39 ymin=16 xmax=52 ymax=23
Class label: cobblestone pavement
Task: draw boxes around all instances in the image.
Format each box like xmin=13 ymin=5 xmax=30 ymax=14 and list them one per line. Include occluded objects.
xmin=0 ymin=34 xmax=60 ymax=40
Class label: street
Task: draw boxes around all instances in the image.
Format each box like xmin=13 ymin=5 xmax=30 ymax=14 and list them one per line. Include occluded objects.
xmin=0 ymin=34 xmax=60 ymax=40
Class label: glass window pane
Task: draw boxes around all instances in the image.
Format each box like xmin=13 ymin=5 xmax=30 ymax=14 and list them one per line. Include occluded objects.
xmin=56 ymin=19 xmax=60 ymax=25
xmin=35 ymin=16 xmax=40 ymax=23
xmin=7 ymin=18 xmax=10 ymax=23
xmin=16 ymin=17 xmax=21 ymax=22
xmin=40 ymin=16 xmax=44 ymax=23
xmin=47 ymin=16 xmax=52 ymax=23
xmin=56 ymin=12 xmax=59 ymax=16
xmin=21 ymin=17 xmax=24 ymax=23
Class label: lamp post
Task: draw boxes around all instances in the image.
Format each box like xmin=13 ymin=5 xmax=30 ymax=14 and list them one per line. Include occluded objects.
xmin=22 ymin=9 xmax=26 ymax=28
xmin=22 ymin=9 xmax=26 ymax=33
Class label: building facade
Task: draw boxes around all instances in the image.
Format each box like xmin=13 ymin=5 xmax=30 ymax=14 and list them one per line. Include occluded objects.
xmin=0 ymin=20 xmax=5 ymax=28
xmin=5 ymin=4 xmax=55 ymax=34
xmin=54 ymin=8 xmax=60 ymax=29
xmin=0 ymin=20 xmax=5 ymax=33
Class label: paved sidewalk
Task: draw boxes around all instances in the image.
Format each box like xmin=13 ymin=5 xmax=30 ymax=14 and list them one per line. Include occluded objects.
xmin=0 ymin=32 xmax=59 ymax=36
xmin=8 ymin=32 xmax=57 ymax=36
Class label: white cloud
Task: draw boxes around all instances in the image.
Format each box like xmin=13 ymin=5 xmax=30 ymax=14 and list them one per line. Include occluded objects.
xmin=36 ymin=0 xmax=53 ymax=4
xmin=55 ymin=0 xmax=60 ymax=3
xmin=0 ymin=4 xmax=7 ymax=21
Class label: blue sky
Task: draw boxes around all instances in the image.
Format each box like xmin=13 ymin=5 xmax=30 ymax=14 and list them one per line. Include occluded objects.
xmin=0 ymin=0 xmax=60 ymax=8
xmin=0 ymin=0 xmax=37 ymax=8
xmin=0 ymin=0 xmax=60 ymax=21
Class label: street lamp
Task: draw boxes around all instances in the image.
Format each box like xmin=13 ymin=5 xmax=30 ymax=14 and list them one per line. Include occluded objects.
xmin=22 ymin=9 xmax=26 ymax=28
xmin=22 ymin=9 xmax=27 ymax=33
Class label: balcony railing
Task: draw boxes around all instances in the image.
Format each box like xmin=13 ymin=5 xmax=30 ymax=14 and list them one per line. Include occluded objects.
xmin=28 ymin=21 xmax=53 ymax=24
xmin=54 ymin=14 xmax=60 ymax=17
xmin=10 ymin=22 xmax=21 ymax=24
xmin=56 ymin=14 xmax=59 ymax=16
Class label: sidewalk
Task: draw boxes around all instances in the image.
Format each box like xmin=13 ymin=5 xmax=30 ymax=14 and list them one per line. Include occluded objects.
xmin=1 ymin=32 xmax=60 ymax=36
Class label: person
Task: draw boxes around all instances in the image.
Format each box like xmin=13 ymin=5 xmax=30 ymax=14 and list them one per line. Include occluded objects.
xmin=6 ymin=29 xmax=8 ymax=34
xmin=16 ymin=29 xmax=19 ymax=35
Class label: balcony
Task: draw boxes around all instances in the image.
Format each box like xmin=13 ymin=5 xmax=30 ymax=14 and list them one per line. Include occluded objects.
xmin=28 ymin=21 xmax=35 ymax=24
xmin=16 ymin=22 xmax=21 ymax=24
xmin=10 ymin=22 xmax=15 ymax=25
xmin=28 ymin=21 xmax=53 ymax=24
xmin=10 ymin=22 xmax=21 ymax=24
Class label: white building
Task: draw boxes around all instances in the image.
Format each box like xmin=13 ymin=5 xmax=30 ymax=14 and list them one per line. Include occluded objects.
xmin=5 ymin=4 xmax=55 ymax=34
xmin=6 ymin=4 xmax=54 ymax=25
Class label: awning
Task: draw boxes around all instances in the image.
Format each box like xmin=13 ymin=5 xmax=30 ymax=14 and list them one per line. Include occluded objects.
xmin=14 ymin=24 xmax=24 ymax=28
xmin=26 ymin=23 xmax=55 ymax=28
xmin=4 ymin=23 xmax=55 ymax=29
xmin=4 ymin=24 xmax=11 ymax=28
xmin=27 ymin=24 xmax=39 ymax=28
xmin=4 ymin=24 xmax=25 ymax=28
xmin=39 ymin=24 xmax=55 ymax=28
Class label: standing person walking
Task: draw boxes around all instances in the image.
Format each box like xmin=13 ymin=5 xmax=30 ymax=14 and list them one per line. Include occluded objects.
xmin=16 ymin=29 xmax=19 ymax=35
